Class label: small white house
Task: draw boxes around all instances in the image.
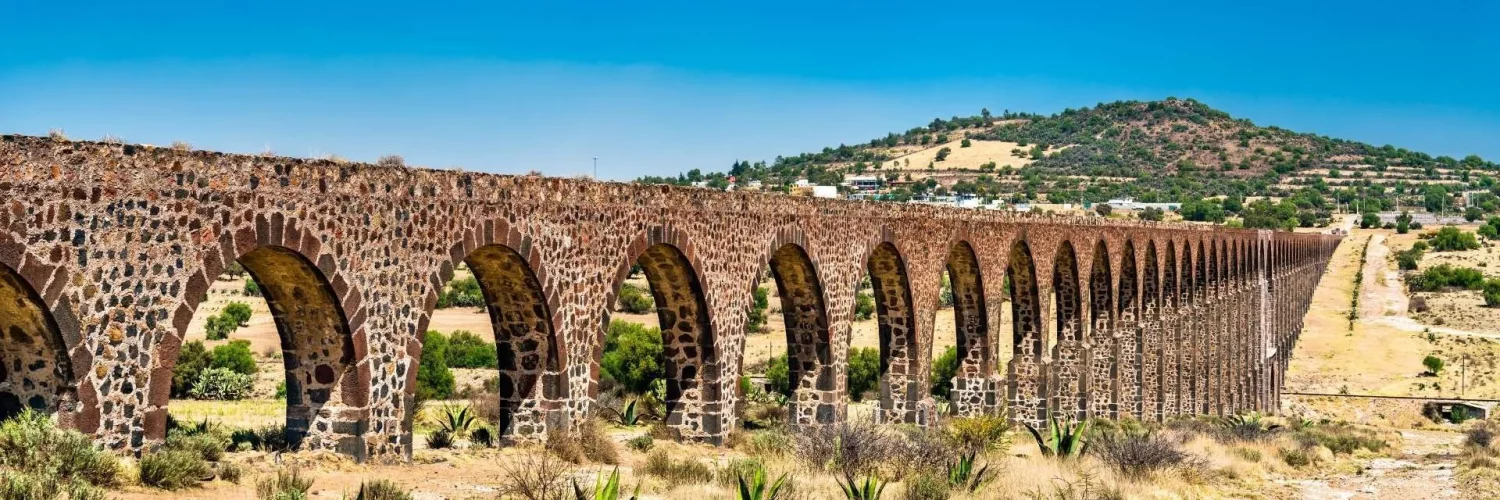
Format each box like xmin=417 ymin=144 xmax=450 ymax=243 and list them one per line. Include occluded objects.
xmin=843 ymin=175 xmax=882 ymax=191
xmin=812 ymin=185 xmax=839 ymax=198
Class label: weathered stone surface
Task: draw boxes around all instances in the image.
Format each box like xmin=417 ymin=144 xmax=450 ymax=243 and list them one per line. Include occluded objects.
xmin=0 ymin=135 xmax=1337 ymax=458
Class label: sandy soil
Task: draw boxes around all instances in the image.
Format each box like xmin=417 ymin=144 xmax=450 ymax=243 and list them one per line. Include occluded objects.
xmin=1285 ymin=429 xmax=1462 ymax=500
xmin=879 ymin=138 xmax=1062 ymax=172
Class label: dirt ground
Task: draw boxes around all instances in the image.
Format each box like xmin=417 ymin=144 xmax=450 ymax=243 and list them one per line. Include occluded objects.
xmin=1282 ymin=429 xmax=1463 ymax=500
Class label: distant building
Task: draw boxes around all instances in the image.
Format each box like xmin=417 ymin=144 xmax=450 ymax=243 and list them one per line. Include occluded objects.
xmin=812 ymin=185 xmax=839 ymax=198
xmin=842 ymin=175 xmax=883 ymax=191
xmin=1106 ymin=197 xmax=1181 ymax=211
xmin=794 ymin=178 xmax=812 ymax=188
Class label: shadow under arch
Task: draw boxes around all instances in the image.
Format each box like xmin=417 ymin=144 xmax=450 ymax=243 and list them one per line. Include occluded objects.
xmin=0 ymin=262 xmax=72 ymax=420
xmin=946 ymin=240 xmax=989 ymax=377
xmin=864 ymin=241 xmax=920 ymax=423
xmin=1085 ymin=239 xmax=1113 ymax=418
xmin=1163 ymin=241 xmax=1181 ymax=417
xmin=1051 ymin=240 xmax=1084 ymax=420
xmin=608 ymin=236 xmax=718 ymax=440
xmin=1005 ymin=239 xmax=1044 ymax=423
xmin=766 ymin=243 xmax=834 ymax=424
xmin=459 ymin=244 xmax=563 ymax=439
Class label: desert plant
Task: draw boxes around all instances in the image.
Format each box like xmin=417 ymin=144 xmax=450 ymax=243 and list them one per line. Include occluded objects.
xmin=139 ymin=450 xmax=211 ymax=490
xmin=1024 ymin=416 xmax=1089 ymax=458
xmin=945 ymin=450 xmax=994 ymax=492
xmin=1092 ymin=432 xmax=1198 ymax=480
xmin=1467 ymin=421 xmax=1496 ymax=448
xmin=500 ymin=452 xmax=572 ymax=500
xmin=625 ymin=434 xmax=653 ymax=452
xmin=353 ymin=479 xmax=413 ymax=500
xmin=640 ymin=450 xmax=713 ymax=487
xmin=610 ymin=400 xmax=640 ymax=426
xmin=736 ymin=467 xmax=788 ymax=500
xmin=947 ymin=414 xmax=1012 ymax=453
xmin=256 ymin=467 xmax=314 ymax=500
xmin=0 ymin=409 xmax=121 ymax=489
xmin=794 ymin=421 xmax=895 ymax=477
xmin=188 ymin=367 xmax=254 ymax=400
xmin=438 ymin=404 xmax=476 ymax=439
xmin=1217 ymin=412 xmax=1281 ymax=442
xmin=1424 ymin=355 xmax=1446 ymax=375
xmin=835 ymin=473 xmax=886 ymax=500
xmin=470 ymin=426 xmax=495 ymax=448
xmin=426 ymin=429 xmax=454 ymax=449
xmin=219 ymin=461 xmax=244 ymax=484
xmin=165 ymin=430 xmax=229 ymax=462
xmin=617 ymin=283 xmax=654 ymax=314
xmin=572 ymin=467 xmax=638 ymax=500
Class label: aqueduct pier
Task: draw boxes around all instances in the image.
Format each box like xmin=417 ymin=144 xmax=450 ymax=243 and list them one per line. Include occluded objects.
xmin=0 ymin=135 xmax=1338 ymax=459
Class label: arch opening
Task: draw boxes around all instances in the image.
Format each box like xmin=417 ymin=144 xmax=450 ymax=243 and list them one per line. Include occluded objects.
xmin=1051 ymin=241 xmax=1084 ymax=419
xmin=462 ymin=244 xmax=561 ymax=438
xmin=1086 ymin=241 xmax=1114 ymax=418
xmin=946 ymin=241 xmax=989 ymax=381
xmin=767 ymin=243 xmax=832 ymax=422
xmin=0 ymin=263 xmax=70 ymax=420
xmin=865 ymin=242 xmax=919 ymax=422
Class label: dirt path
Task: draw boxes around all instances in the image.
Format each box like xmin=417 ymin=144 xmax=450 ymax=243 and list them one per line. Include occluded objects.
xmin=1288 ymin=429 xmax=1463 ymax=499
xmin=1359 ymin=234 xmax=1500 ymax=340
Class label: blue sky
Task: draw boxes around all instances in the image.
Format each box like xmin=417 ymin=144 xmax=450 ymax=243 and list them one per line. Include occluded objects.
xmin=3 ymin=1 xmax=1497 ymax=180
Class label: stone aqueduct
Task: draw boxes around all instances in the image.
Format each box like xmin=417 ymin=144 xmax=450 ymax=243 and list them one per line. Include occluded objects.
xmin=0 ymin=135 xmax=1338 ymax=459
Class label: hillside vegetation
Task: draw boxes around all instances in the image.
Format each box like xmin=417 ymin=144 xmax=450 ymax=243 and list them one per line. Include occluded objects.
xmin=638 ymin=98 xmax=1499 ymax=229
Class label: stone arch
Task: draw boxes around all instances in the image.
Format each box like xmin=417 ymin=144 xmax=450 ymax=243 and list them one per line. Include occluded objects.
xmin=766 ymin=241 xmax=835 ymax=425
xmin=153 ymin=214 xmax=372 ymax=458
xmin=0 ymin=262 xmax=73 ymax=421
xmin=1051 ymin=240 xmax=1084 ymax=420
xmin=1114 ymin=240 xmax=1139 ymax=419
xmin=1140 ymin=241 xmax=1161 ymax=420
xmin=1162 ymin=241 xmax=1181 ymax=416
xmin=1085 ymin=240 xmax=1113 ymax=418
xmin=1005 ymin=239 xmax=1044 ymax=423
xmin=946 ymin=241 xmax=989 ymax=376
xmin=610 ymin=232 xmax=718 ymax=440
xmin=1196 ymin=240 xmax=1211 ymax=415
xmin=864 ymin=241 xmax=921 ymax=423
xmin=456 ymin=242 xmax=563 ymax=439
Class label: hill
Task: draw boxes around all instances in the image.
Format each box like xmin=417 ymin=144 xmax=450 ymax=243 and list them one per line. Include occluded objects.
xmin=637 ymin=98 xmax=1499 ymax=228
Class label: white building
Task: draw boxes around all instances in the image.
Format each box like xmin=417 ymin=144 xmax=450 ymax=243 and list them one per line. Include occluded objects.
xmin=842 ymin=175 xmax=883 ymax=191
xmin=812 ymin=185 xmax=839 ymax=198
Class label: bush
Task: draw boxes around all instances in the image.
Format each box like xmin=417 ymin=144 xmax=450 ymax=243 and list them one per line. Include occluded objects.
xmin=903 ymin=473 xmax=949 ymax=500
xmin=437 ymin=275 xmax=484 ymax=309
xmin=1395 ymin=246 xmax=1423 ymax=271
xmin=854 ymin=292 xmax=876 ymax=321
xmin=0 ymin=409 xmax=120 ymax=489
xmin=765 ymin=354 xmax=792 ymax=397
xmin=417 ymin=331 xmax=455 ymax=401
xmin=1430 ymin=226 xmax=1481 ymax=252
xmin=219 ymin=462 xmax=244 ymax=484
xmin=746 ymin=286 xmax=770 ymax=333
xmin=617 ymin=283 xmax=654 ymax=314
xmin=1292 ymin=424 xmax=1388 ymax=454
xmin=947 ymin=415 xmax=1012 ymax=454
xmin=138 ymin=450 xmax=211 ymax=490
xmin=1485 ymin=279 xmax=1500 ymax=307
xmin=1093 ymin=433 xmax=1199 ymax=480
xmin=173 ymin=341 xmax=213 ymax=398
xmin=935 ymin=147 xmax=952 ymax=161
xmin=255 ymin=468 xmax=313 ymax=500
xmin=1140 ymin=207 xmax=1165 ymax=221
xmin=204 ymin=314 xmax=237 ymax=341
xmin=445 ymin=330 xmax=498 ymax=369
xmin=544 ymin=420 xmax=617 ymax=465
xmin=243 ymin=278 xmax=261 ymax=297
xmin=223 ymin=302 xmax=253 ymax=326
xmin=426 ymin=429 xmax=453 ymax=449
xmin=499 ymin=452 xmax=571 ymax=500
xmin=930 ymin=346 xmax=959 ymax=400
xmin=1466 ymin=422 xmax=1495 ymax=448
xmin=1424 ymin=355 xmax=1445 ymax=375
xmin=601 ymin=320 xmax=663 ymax=395
xmin=626 ymin=434 xmax=654 ymax=452
xmin=1407 ymin=264 xmax=1485 ymax=291
xmin=189 ymin=368 xmax=254 ymax=400
xmin=1282 ymin=447 xmax=1311 ymax=467
xmin=846 ymin=347 xmax=880 ymax=402
xmin=794 ymin=422 xmax=894 ymax=477
xmin=165 ymin=430 xmax=228 ymax=462
xmin=209 ymin=340 xmax=258 ymax=375
xmin=640 ymin=450 xmax=713 ymax=487
xmin=354 ymin=480 xmax=413 ymax=500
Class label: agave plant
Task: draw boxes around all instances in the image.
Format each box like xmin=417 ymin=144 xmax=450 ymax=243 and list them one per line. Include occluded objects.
xmin=1023 ymin=415 xmax=1090 ymax=458
xmin=946 ymin=450 xmax=994 ymax=492
xmin=439 ymin=404 xmax=476 ymax=439
xmin=611 ymin=400 xmax=640 ymax=426
xmin=736 ymin=468 xmax=788 ymax=500
xmin=835 ymin=473 xmax=886 ymax=500
xmin=572 ymin=467 xmax=639 ymax=500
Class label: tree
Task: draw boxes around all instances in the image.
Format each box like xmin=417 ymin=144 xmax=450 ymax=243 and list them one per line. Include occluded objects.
xmin=617 ymin=283 xmax=654 ymax=314
xmin=935 ymin=147 xmax=952 ymax=162
xmin=223 ymin=302 xmax=252 ymax=327
xmin=601 ymin=320 xmax=664 ymax=394
xmin=930 ymin=346 xmax=959 ymax=400
xmin=208 ymin=340 xmax=257 ymax=376
xmin=417 ymin=330 xmax=455 ymax=401
xmin=1360 ymin=212 xmax=1380 ymax=229
xmin=1423 ymin=355 xmax=1445 ymax=375
xmin=172 ymin=341 xmax=212 ymax=397
xmin=746 ymin=286 xmax=770 ymax=333
xmin=1430 ymin=226 xmax=1480 ymax=252
xmin=765 ymin=354 xmax=791 ymax=397
xmin=1180 ymin=199 xmax=1226 ymax=223
xmin=1139 ymin=207 xmax=1165 ymax=222
xmin=1466 ymin=206 xmax=1484 ymax=222
xmin=445 ymin=330 xmax=498 ymax=369
xmin=1396 ymin=211 xmax=1412 ymax=234
xmin=1485 ymin=279 xmax=1500 ymax=307
xmin=1094 ymin=203 xmax=1112 ymax=217
xmin=847 ymin=347 xmax=880 ymax=402
xmin=854 ymin=291 xmax=875 ymax=321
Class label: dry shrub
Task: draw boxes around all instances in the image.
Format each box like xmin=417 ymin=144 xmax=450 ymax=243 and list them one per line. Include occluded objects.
xmin=887 ymin=427 xmax=950 ymax=480
xmin=499 ymin=452 xmax=572 ymax=500
xmin=1092 ymin=433 xmax=1204 ymax=480
xmin=544 ymin=428 xmax=584 ymax=464
xmin=640 ymin=449 xmax=713 ymax=487
xmin=947 ymin=414 xmax=1013 ymax=453
xmin=1467 ymin=420 xmax=1497 ymax=448
xmin=1410 ymin=296 xmax=1430 ymax=313
xmin=793 ymin=421 xmax=895 ymax=477
xmin=743 ymin=429 xmax=793 ymax=458
xmin=1291 ymin=424 xmax=1388 ymax=455
xmin=1021 ymin=470 xmax=1123 ymax=500
xmin=578 ymin=419 xmax=618 ymax=464
xmin=138 ymin=450 xmax=210 ymax=490
xmin=255 ymin=467 xmax=313 ymax=500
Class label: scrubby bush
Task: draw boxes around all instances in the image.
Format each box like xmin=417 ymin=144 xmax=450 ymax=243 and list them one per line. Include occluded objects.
xmin=903 ymin=473 xmax=949 ymax=500
xmin=425 ymin=430 xmax=453 ymax=449
xmin=601 ymin=320 xmax=663 ymax=395
xmin=0 ymin=409 xmax=120 ymax=490
xmin=417 ymin=331 xmax=455 ymax=401
xmin=947 ymin=415 xmax=1012 ymax=454
xmin=765 ymin=354 xmax=792 ymax=397
xmin=436 ymin=275 xmax=484 ymax=309
xmin=209 ymin=340 xmax=258 ymax=376
xmin=641 ymin=449 xmax=713 ymax=487
xmin=243 ymin=278 xmax=261 ymax=297
xmin=173 ymin=341 xmax=213 ymax=397
xmin=617 ymin=283 xmax=654 ymax=314
xmin=1424 ymin=355 xmax=1445 ymax=375
xmin=138 ymin=450 xmax=211 ymax=490
xmin=189 ymin=368 xmax=254 ymax=400
xmin=544 ymin=420 xmax=617 ymax=465
xmin=165 ymin=428 xmax=228 ymax=462
xmin=1140 ymin=207 xmax=1165 ymax=221
xmin=499 ymin=452 xmax=572 ymax=500
xmin=854 ymin=291 xmax=876 ymax=321
xmin=223 ymin=302 xmax=253 ymax=327
xmin=794 ymin=421 xmax=894 ymax=477
xmin=1395 ymin=246 xmax=1423 ymax=271
xmin=846 ymin=347 xmax=880 ymax=402
xmin=205 ymin=313 xmax=237 ymax=341
xmin=626 ymin=434 xmax=653 ymax=452
xmin=354 ymin=480 xmax=413 ymax=500
xmin=930 ymin=346 xmax=959 ymax=400
xmin=1407 ymin=264 xmax=1485 ymax=291
xmin=255 ymin=468 xmax=313 ymax=500
xmin=746 ymin=286 xmax=770 ymax=333
xmin=445 ymin=330 xmax=498 ymax=369
xmin=1093 ymin=432 xmax=1200 ymax=479
xmin=1430 ymin=226 xmax=1481 ymax=252
xmin=1292 ymin=424 xmax=1388 ymax=455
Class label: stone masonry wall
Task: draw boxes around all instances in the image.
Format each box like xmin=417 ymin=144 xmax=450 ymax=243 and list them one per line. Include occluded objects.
xmin=0 ymin=135 xmax=1338 ymax=458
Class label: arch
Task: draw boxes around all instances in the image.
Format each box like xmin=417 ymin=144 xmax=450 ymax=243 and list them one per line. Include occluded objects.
xmin=1086 ymin=240 xmax=1114 ymax=418
xmin=1051 ymin=240 xmax=1084 ymax=420
xmin=865 ymin=241 xmax=920 ymax=422
xmin=1115 ymin=240 xmax=1139 ymax=419
xmin=461 ymin=244 xmax=562 ymax=438
xmin=946 ymin=241 xmax=990 ymax=376
xmin=767 ymin=242 xmax=834 ymax=423
xmin=1162 ymin=241 xmax=1180 ymax=416
xmin=620 ymin=242 xmax=717 ymax=433
xmin=1005 ymin=239 xmax=1044 ymax=423
xmin=0 ymin=263 xmax=71 ymax=420
xmin=1140 ymin=241 xmax=1161 ymax=420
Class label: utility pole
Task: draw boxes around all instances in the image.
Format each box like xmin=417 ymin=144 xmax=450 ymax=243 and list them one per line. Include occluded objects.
xmin=1462 ymin=354 xmax=1468 ymax=398
xmin=593 ymin=157 xmax=598 ymax=179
